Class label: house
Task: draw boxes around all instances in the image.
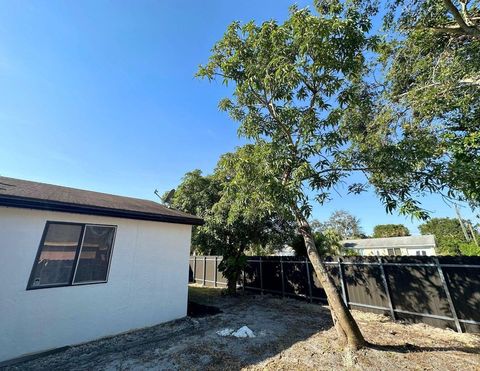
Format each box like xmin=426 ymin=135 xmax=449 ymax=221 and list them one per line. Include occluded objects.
xmin=341 ymin=235 xmax=436 ymax=256
xmin=0 ymin=176 xmax=202 ymax=364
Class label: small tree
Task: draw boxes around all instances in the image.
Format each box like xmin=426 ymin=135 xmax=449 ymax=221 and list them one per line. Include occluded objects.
xmin=212 ymin=147 xmax=296 ymax=292
xmin=322 ymin=210 xmax=364 ymax=239
xmin=373 ymin=224 xmax=410 ymax=238
xmin=165 ymin=152 xmax=295 ymax=293
xmin=162 ymin=170 xmax=221 ymax=255
xmin=291 ymin=228 xmax=343 ymax=256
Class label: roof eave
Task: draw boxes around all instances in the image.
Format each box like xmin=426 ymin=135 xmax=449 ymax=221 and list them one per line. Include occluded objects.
xmin=0 ymin=196 xmax=204 ymax=226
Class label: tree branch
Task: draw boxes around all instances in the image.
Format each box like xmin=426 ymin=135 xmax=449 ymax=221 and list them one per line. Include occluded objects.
xmin=394 ymin=77 xmax=480 ymax=100
xmin=425 ymin=26 xmax=468 ymax=35
xmin=442 ymin=0 xmax=480 ymax=37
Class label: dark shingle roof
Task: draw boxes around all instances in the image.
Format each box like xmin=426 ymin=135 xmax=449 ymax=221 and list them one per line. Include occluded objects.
xmin=0 ymin=176 xmax=203 ymax=225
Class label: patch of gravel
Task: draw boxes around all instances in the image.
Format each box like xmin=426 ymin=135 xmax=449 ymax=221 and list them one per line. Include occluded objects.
xmin=6 ymin=287 xmax=480 ymax=371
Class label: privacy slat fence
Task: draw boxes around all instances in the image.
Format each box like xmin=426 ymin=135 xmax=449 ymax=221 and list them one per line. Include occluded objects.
xmin=189 ymin=255 xmax=480 ymax=333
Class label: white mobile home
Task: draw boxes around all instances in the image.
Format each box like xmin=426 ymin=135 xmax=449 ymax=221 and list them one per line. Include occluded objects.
xmin=341 ymin=235 xmax=437 ymax=256
xmin=0 ymin=176 xmax=202 ymax=363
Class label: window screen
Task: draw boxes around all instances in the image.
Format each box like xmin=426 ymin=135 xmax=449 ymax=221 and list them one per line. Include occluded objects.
xmin=74 ymin=226 xmax=115 ymax=284
xmin=29 ymin=223 xmax=83 ymax=287
xmin=28 ymin=222 xmax=116 ymax=289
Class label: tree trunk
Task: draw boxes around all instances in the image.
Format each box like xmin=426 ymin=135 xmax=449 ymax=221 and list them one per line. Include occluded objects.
xmin=225 ymin=245 xmax=246 ymax=295
xmin=296 ymin=213 xmax=366 ymax=350
xmin=226 ymin=272 xmax=238 ymax=294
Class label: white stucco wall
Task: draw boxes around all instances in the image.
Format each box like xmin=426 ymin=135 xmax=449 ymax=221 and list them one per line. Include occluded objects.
xmin=358 ymin=247 xmax=436 ymax=256
xmin=0 ymin=206 xmax=192 ymax=362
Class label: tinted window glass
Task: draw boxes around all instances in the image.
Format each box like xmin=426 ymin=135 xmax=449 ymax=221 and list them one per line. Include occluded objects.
xmin=30 ymin=223 xmax=83 ymax=287
xmin=73 ymin=226 xmax=115 ymax=283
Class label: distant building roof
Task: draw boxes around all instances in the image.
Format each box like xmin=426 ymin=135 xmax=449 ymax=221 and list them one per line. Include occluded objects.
xmin=341 ymin=235 xmax=436 ymax=250
xmin=0 ymin=176 xmax=203 ymax=225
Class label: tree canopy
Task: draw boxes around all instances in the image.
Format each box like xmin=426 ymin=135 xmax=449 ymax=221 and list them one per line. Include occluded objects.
xmin=373 ymin=224 xmax=410 ymax=238
xmin=368 ymin=0 xmax=480 ymax=211
xmin=195 ymin=0 xmax=479 ymax=349
xmin=291 ymin=228 xmax=343 ymax=256
xmin=321 ymin=210 xmax=364 ymax=239
xmin=197 ymin=2 xmax=382 ymax=349
xmin=419 ymin=217 xmax=480 ymax=255
xmin=164 ymin=148 xmax=295 ymax=292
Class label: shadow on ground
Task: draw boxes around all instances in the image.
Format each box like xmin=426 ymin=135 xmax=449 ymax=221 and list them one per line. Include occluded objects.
xmin=368 ymin=342 xmax=480 ymax=354
xmin=6 ymin=286 xmax=479 ymax=370
xmin=6 ymin=286 xmax=332 ymax=371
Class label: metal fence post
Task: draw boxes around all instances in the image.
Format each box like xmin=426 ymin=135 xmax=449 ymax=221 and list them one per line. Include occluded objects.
xmin=193 ymin=255 xmax=197 ymax=284
xmin=337 ymin=258 xmax=348 ymax=307
xmin=214 ymin=256 xmax=218 ymax=288
xmin=435 ymin=257 xmax=462 ymax=333
xmin=259 ymin=256 xmax=264 ymax=295
xmin=280 ymin=257 xmax=285 ymax=298
xmin=378 ymin=256 xmax=396 ymax=320
xmin=305 ymin=257 xmax=313 ymax=303
xmin=203 ymin=256 xmax=206 ymax=286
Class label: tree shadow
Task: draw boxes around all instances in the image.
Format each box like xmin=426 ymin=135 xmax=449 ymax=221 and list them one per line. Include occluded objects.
xmin=196 ymin=255 xmax=480 ymax=332
xmin=187 ymin=286 xmax=334 ymax=370
xmin=241 ymin=255 xmax=480 ymax=332
xmin=368 ymin=342 xmax=480 ymax=355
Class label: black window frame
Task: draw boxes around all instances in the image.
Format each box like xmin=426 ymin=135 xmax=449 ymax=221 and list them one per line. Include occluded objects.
xmin=27 ymin=221 xmax=117 ymax=290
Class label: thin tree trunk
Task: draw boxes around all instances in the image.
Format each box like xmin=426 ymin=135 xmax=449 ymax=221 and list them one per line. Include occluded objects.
xmin=225 ymin=245 xmax=246 ymax=295
xmin=296 ymin=212 xmax=366 ymax=350
xmin=227 ymin=272 xmax=238 ymax=294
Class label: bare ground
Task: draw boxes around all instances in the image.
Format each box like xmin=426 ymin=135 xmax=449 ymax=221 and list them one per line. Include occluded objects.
xmin=7 ymin=285 xmax=480 ymax=371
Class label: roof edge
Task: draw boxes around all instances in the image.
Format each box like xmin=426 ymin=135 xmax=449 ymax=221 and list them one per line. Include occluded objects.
xmin=0 ymin=195 xmax=204 ymax=226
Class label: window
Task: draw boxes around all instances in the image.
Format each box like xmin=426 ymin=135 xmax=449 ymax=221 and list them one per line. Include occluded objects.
xmin=387 ymin=248 xmax=402 ymax=256
xmin=28 ymin=222 xmax=116 ymax=289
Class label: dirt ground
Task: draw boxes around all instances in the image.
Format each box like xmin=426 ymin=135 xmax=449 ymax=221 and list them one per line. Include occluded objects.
xmin=7 ymin=285 xmax=480 ymax=371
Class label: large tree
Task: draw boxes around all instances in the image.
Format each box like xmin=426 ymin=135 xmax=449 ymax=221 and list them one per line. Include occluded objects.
xmin=197 ymin=3 xmax=379 ymax=349
xmin=371 ymin=0 xmax=480 ymax=210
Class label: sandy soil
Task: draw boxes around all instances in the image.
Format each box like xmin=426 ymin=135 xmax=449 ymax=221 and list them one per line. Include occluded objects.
xmin=7 ymin=285 xmax=480 ymax=371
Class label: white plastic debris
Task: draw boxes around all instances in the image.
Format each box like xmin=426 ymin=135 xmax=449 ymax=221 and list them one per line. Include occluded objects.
xmin=216 ymin=328 xmax=234 ymax=336
xmin=216 ymin=326 xmax=256 ymax=338
xmin=231 ymin=326 xmax=256 ymax=338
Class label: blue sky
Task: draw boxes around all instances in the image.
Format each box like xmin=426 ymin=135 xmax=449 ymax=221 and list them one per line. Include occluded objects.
xmin=0 ymin=1 xmax=476 ymax=234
